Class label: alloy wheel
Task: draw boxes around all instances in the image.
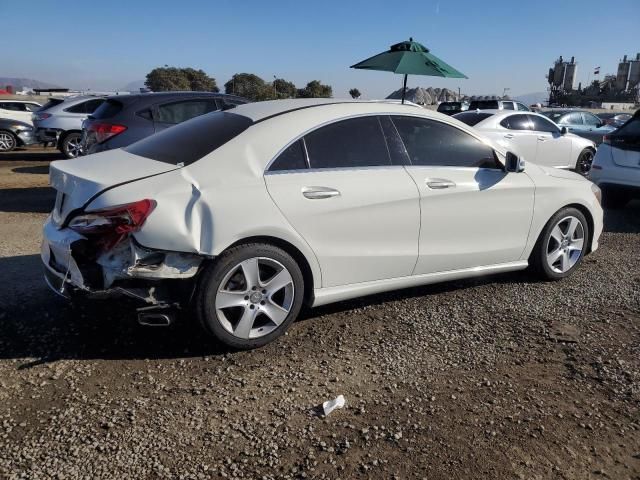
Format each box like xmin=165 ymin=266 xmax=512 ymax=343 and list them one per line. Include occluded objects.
xmin=578 ymin=150 xmax=594 ymax=175
xmin=0 ymin=132 xmax=16 ymax=151
xmin=545 ymin=216 xmax=585 ymax=274
xmin=215 ymin=257 xmax=295 ymax=339
xmin=65 ymin=136 xmax=82 ymax=158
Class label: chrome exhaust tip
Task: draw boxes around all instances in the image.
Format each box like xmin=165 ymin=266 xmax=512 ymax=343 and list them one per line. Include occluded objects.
xmin=137 ymin=312 xmax=172 ymax=327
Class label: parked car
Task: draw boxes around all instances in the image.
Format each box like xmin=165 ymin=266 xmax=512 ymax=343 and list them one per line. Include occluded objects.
xmin=32 ymin=95 xmax=106 ymax=158
xmin=541 ymin=109 xmax=614 ymax=145
xmin=0 ymin=118 xmax=38 ymax=152
xmin=436 ymin=101 xmax=468 ymax=116
xmin=467 ymin=99 xmax=530 ymax=111
xmin=597 ymin=112 xmax=632 ymax=128
xmin=82 ymin=92 xmax=248 ymax=155
xmin=589 ymin=109 xmax=640 ymax=208
xmin=42 ymin=99 xmax=603 ymax=349
xmin=0 ymin=100 xmax=41 ymax=124
xmin=454 ymin=110 xmax=597 ymax=174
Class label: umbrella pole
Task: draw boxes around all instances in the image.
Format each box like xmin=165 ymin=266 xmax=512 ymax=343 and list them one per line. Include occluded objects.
xmin=401 ymin=74 xmax=408 ymax=104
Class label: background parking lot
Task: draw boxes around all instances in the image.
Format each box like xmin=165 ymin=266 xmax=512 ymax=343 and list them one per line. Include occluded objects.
xmin=0 ymin=147 xmax=638 ymax=479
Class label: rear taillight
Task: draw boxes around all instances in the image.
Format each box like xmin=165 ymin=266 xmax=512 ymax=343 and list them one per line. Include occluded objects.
xmin=602 ymin=135 xmax=610 ymax=145
xmin=68 ymin=199 xmax=156 ymax=248
xmin=34 ymin=112 xmax=51 ymax=121
xmin=88 ymin=122 xmax=127 ymax=144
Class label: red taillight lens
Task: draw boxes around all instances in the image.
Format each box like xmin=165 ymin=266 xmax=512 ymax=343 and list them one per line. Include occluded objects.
xmin=88 ymin=122 xmax=127 ymax=144
xmin=34 ymin=112 xmax=51 ymax=120
xmin=602 ymin=135 xmax=611 ymax=145
xmin=68 ymin=199 xmax=156 ymax=248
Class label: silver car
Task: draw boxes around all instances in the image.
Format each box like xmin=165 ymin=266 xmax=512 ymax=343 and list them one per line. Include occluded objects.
xmin=32 ymin=96 xmax=105 ymax=158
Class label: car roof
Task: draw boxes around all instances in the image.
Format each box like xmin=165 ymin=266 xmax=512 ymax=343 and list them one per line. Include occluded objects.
xmin=459 ymin=109 xmax=531 ymax=117
xmin=0 ymin=99 xmax=40 ymax=104
xmin=103 ymin=91 xmax=245 ymax=102
xmin=230 ymin=98 xmax=436 ymax=122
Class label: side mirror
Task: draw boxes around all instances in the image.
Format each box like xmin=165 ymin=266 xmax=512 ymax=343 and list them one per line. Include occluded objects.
xmin=560 ymin=126 xmax=569 ymax=135
xmin=505 ymin=151 xmax=525 ymax=172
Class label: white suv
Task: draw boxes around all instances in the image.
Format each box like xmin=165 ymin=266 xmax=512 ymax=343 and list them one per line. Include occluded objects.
xmin=590 ymin=110 xmax=640 ymax=208
xmin=0 ymin=100 xmax=41 ymax=125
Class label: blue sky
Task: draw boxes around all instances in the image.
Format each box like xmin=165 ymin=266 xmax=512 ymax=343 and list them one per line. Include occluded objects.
xmin=2 ymin=0 xmax=638 ymax=98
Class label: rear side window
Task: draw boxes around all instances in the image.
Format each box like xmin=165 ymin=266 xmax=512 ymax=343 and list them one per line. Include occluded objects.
xmin=582 ymin=113 xmax=601 ymax=126
xmin=125 ymin=111 xmax=252 ymax=165
xmin=501 ymin=102 xmax=514 ymax=110
xmin=65 ymin=99 xmax=104 ymax=114
xmin=269 ymin=140 xmax=308 ymax=171
xmin=25 ymin=103 xmax=41 ymax=112
xmin=304 ymin=116 xmax=391 ymax=169
xmin=156 ymin=99 xmax=219 ymax=124
xmin=392 ymin=116 xmax=498 ymax=169
xmin=500 ymin=114 xmax=532 ymax=130
xmin=0 ymin=102 xmax=24 ymax=111
xmin=452 ymin=112 xmax=493 ymax=126
xmin=529 ymin=114 xmax=559 ymax=133
xmin=91 ymin=99 xmax=123 ymax=119
xmin=516 ymin=103 xmax=529 ymax=111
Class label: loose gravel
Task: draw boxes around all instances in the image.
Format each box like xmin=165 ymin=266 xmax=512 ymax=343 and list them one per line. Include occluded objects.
xmin=0 ymin=149 xmax=638 ymax=479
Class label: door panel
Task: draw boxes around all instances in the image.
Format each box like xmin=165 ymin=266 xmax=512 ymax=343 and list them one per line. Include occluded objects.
xmin=265 ymin=168 xmax=420 ymax=287
xmin=529 ymin=115 xmax=572 ymax=168
xmin=405 ymin=167 xmax=535 ymax=274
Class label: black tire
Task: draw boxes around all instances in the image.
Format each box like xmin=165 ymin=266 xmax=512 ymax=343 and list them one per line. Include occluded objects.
xmin=601 ymin=188 xmax=629 ymax=209
xmin=0 ymin=130 xmax=17 ymax=152
xmin=575 ymin=148 xmax=595 ymax=176
xmin=60 ymin=132 xmax=82 ymax=159
xmin=530 ymin=207 xmax=589 ymax=281
xmin=195 ymin=243 xmax=304 ymax=350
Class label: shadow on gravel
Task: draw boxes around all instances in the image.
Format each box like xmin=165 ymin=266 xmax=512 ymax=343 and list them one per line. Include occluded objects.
xmin=0 ymin=148 xmax=63 ymax=162
xmin=603 ymin=200 xmax=640 ymax=234
xmin=12 ymin=165 xmax=49 ymax=175
xmin=0 ymin=187 xmax=55 ymax=213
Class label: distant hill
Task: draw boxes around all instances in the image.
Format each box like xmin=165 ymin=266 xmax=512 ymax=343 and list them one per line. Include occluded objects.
xmin=120 ymin=80 xmax=146 ymax=93
xmin=0 ymin=77 xmax=61 ymax=91
xmin=513 ymin=91 xmax=548 ymax=106
xmin=387 ymin=86 xmax=463 ymax=104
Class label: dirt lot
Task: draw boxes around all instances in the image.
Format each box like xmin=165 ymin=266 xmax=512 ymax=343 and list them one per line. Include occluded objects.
xmin=0 ymin=147 xmax=638 ymax=479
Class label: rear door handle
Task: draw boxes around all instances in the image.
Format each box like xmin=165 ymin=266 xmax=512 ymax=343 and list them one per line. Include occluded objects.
xmin=537 ymin=136 xmax=548 ymax=142
xmin=504 ymin=133 xmax=514 ymax=139
xmin=426 ymin=178 xmax=456 ymax=189
xmin=302 ymin=186 xmax=341 ymax=199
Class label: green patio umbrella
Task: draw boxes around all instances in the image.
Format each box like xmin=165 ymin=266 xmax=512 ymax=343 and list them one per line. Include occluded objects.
xmin=350 ymin=38 xmax=467 ymax=104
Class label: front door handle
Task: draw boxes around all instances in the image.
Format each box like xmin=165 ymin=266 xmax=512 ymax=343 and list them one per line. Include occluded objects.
xmin=302 ymin=186 xmax=341 ymax=199
xmin=537 ymin=136 xmax=548 ymax=142
xmin=504 ymin=133 xmax=514 ymax=139
xmin=426 ymin=178 xmax=456 ymax=189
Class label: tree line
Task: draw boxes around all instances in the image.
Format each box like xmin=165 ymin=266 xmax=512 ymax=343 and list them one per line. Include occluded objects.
xmin=145 ymin=67 xmax=341 ymax=100
xmin=145 ymin=66 xmax=363 ymax=100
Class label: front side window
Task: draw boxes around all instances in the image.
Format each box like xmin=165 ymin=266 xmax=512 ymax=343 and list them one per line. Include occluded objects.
xmin=500 ymin=114 xmax=533 ymax=131
xmin=304 ymin=116 xmax=391 ymax=169
xmin=501 ymin=101 xmax=514 ymax=110
xmin=269 ymin=140 xmax=308 ymax=171
xmin=392 ymin=116 xmax=499 ymax=169
xmin=529 ymin=115 xmax=559 ymax=134
xmin=156 ymin=99 xmax=219 ymax=124
xmin=563 ymin=113 xmax=583 ymax=125
xmin=0 ymin=102 xmax=22 ymax=111
xmin=516 ymin=103 xmax=529 ymax=111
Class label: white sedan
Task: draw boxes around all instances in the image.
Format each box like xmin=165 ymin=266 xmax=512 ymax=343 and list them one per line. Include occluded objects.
xmin=454 ymin=110 xmax=597 ymax=175
xmin=42 ymin=99 xmax=604 ymax=349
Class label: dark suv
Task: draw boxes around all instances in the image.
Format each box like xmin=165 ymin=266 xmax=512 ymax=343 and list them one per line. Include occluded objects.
xmin=82 ymin=92 xmax=248 ymax=155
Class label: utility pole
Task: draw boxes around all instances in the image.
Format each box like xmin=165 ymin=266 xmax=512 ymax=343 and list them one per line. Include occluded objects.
xmin=273 ymin=75 xmax=277 ymax=98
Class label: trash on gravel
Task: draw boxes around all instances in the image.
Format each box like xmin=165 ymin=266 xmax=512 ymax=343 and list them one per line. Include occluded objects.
xmin=322 ymin=395 xmax=346 ymax=416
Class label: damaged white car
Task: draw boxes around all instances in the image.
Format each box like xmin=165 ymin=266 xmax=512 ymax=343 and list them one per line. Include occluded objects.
xmin=42 ymin=99 xmax=604 ymax=349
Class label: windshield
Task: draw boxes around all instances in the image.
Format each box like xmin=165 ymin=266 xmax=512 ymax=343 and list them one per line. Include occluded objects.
xmin=125 ymin=111 xmax=253 ymax=165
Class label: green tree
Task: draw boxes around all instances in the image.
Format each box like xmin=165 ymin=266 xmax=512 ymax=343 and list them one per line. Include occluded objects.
xmin=297 ymin=80 xmax=333 ymax=98
xmin=273 ymin=78 xmax=297 ymax=99
xmin=145 ymin=66 xmax=218 ymax=92
xmin=225 ymin=73 xmax=269 ymax=101
xmin=349 ymin=88 xmax=361 ymax=99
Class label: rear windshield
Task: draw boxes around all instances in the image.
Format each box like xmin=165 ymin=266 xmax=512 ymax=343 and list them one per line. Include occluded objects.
xmin=91 ymin=99 xmax=123 ymax=119
xmin=469 ymin=100 xmax=498 ymax=110
xmin=453 ymin=112 xmax=493 ymax=126
xmin=616 ymin=114 xmax=640 ymax=137
xmin=125 ymin=111 xmax=253 ymax=165
xmin=38 ymin=98 xmax=64 ymax=111
xmin=438 ymin=103 xmax=461 ymax=111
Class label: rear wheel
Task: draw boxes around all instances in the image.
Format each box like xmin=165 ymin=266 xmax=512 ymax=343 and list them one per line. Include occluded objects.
xmin=575 ymin=148 xmax=595 ymax=175
xmin=60 ymin=132 xmax=82 ymax=158
xmin=196 ymin=243 xmax=304 ymax=350
xmin=0 ymin=130 xmax=17 ymax=152
xmin=530 ymin=207 xmax=589 ymax=280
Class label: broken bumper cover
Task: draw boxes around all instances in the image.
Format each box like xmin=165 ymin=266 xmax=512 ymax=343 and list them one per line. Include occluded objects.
xmin=41 ymin=216 xmax=204 ymax=303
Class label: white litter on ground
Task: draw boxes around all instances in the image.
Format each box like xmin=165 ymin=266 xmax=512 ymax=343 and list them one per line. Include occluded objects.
xmin=322 ymin=395 xmax=346 ymax=416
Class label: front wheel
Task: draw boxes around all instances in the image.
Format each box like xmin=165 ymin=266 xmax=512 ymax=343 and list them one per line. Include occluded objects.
xmin=575 ymin=148 xmax=595 ymax=176
xmin=195 ymin=243 xmax=305 ymax=350
xmin=60 ymin=132 xmax=82 ymax=159
xmin=0 ymin=130 xmax=17 ymax=152
xmin=530 ymin=207 xmax=589 ymax=280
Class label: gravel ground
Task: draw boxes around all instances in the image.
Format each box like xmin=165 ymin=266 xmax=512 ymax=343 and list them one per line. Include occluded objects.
xmin=0 ymin=147 xmax=639 ymax=480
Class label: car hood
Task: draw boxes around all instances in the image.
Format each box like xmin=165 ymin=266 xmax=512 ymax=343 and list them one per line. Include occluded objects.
xmin=49 ymin=150 xmax=179 ymax=223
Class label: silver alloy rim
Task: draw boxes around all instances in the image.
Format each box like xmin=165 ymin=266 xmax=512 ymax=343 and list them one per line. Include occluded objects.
xmin=546 ymin=216 xmax=585 ymax=273
xmin=215 ymin=257 xmax=294 ymax=339
xmin=66 ymin=136 xmax=82 ymax=157
xmin=0 ymin=132 xmax=15 ymax=151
